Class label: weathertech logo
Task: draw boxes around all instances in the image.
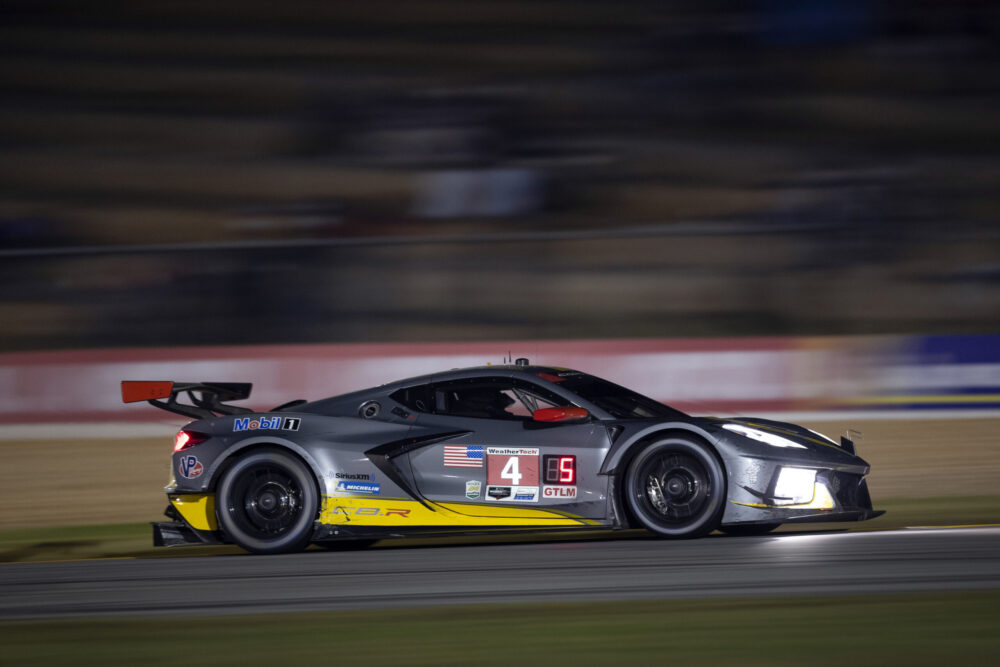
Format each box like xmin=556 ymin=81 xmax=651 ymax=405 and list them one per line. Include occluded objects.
xmin=486 ymin=447 xmax=539 ymax=456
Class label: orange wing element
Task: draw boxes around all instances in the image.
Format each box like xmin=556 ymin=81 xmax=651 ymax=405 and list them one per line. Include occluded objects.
xmin=121 ymin=381 xmax=174 ymax=403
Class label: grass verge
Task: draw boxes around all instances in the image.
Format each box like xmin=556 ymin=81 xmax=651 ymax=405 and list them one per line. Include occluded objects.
xmin=860 ymin=494 xmax=1000 ymax=529
xmin=1 ymin=495 xmax=996 ymax=563
xmin=2 ymin=591 xmax=999 ymax=666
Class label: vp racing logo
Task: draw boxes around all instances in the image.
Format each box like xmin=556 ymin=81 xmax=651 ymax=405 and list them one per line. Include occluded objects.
xmin=178 ymin=455 xmax=203 ymax=479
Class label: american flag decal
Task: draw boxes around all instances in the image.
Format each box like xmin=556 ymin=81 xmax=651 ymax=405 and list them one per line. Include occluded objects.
xmin=443 ymin=445 xmax=483 ymax=468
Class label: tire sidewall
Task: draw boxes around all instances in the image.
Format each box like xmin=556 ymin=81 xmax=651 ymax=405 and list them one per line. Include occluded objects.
xmin=216 ymin=448 xmax=319 ymax=554
xmin=624 ymin=437 xmax=726 ymax=538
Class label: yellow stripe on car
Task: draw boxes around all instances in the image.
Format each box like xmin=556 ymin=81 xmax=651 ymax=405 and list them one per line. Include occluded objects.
xmin=170 ymin=493 xmax=596 ymax=531
xmin=318 ymin=496 xmax=593 ymax=527
xmin=169 ymin=493 xmax=218 ymax=531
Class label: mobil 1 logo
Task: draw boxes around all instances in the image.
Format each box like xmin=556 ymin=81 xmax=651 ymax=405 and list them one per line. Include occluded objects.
xmin=233 ymin=416 xmax=301 ymax=432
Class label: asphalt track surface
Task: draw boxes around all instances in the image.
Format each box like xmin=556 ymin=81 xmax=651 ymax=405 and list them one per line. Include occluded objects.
xmin=3 ymin=527 xmax=999 ymax=619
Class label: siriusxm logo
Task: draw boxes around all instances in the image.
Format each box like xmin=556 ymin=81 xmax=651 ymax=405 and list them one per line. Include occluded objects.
xmin=233 ymin=416 xmax=301 ymax=432
xmin=336 ymin=481 xmax=380 ymax=495
xmin=335 ymin=472 xmax=373 ymax=481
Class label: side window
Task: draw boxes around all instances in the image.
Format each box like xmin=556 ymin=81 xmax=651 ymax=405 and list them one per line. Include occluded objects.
xmin=390 ymin=384 xmax=434 ymax=414
xmin=436 ymin=382 xmax=519 ymax=420
xmin=393 ymin=378 xmax=565 ymax=420
xmin=498 ymin=389 xmax=534 ymax=417
xmin=502 ymin=385 xmax=560 ymax=417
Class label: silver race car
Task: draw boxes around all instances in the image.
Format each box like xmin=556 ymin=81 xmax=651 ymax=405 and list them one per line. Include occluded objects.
xmin=123 ymin=359 xmax=882 ymax=553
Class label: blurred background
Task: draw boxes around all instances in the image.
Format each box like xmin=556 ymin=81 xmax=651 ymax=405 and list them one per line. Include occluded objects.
xmin=2 ymin=0 xmax=999 ymax=351
xmin=2 ymin=7 xmax=999 ymax=657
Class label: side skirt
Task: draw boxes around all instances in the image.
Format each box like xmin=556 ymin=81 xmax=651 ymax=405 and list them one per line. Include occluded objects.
xmin=311 ymin=523 xmax=615 ymax=542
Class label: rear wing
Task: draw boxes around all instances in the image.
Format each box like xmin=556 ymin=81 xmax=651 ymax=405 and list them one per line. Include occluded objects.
xmin=121 ymin=381 xmax=253 ymax=420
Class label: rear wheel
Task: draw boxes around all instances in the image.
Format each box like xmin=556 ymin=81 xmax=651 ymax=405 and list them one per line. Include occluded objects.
xmin=216 ymin=448 xmax=319 ymax=554
xmin=719 ymin=523 xmax=781 ymax=536
xmin=624 ymin=436 xmax=726 ymax=538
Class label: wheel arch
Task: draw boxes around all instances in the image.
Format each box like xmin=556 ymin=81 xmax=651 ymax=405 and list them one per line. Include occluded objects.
xmin=602 ymin=423 xmax=724 ymax=477
xmin=605 ymin=425 xmax=726 ymax=530
xmin=207 ymin=437 xmax=325 ymax=497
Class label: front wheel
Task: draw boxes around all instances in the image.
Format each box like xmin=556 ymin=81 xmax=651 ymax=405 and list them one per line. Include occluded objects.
xmin=216 ymin=448 xmax=319 ymax=554
xmin=624 ymin=437 xmax=726 ymax=538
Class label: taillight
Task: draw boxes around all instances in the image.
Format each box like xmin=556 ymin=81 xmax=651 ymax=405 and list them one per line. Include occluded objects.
xmin=174 ymin=430 xmax=209 ymax=452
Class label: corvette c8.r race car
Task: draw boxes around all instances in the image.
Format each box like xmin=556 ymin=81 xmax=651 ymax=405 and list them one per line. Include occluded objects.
xmin=122 ymin=360 xmax=882 ymax=554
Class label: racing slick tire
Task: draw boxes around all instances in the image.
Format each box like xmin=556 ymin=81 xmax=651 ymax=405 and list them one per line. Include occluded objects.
xmin=216 ymin=448 xmax=319 ymax=554
xmin=624 ymin=436 xmax=726 ymax=538
xmin=718 ymin=523 xmax=781 ymax=536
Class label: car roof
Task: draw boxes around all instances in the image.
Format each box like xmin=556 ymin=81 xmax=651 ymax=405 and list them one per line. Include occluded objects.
xmin=374 ymin=364 xmax=580 ymax=391
xmin=297 ymin=364 xmax=584 ymax=413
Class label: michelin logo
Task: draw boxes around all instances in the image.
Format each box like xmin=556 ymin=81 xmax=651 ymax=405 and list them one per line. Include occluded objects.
xmin=336 ymin=481 xmax=381 ymax=495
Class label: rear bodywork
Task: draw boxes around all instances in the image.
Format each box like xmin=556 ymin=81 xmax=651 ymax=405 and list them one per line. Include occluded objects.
xmin=125 ymin=365 xmax=882 ymax=548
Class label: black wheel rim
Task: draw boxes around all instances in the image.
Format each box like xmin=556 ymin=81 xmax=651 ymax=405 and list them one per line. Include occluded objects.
xmin=226 ymin=463 xmax=304 ymax=540
xmin=634 ymin=451 xmax=712 ymax=528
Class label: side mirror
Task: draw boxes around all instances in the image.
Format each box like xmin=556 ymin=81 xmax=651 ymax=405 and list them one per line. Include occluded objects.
xmin=532 ymin=407 xmax=589 ymax=423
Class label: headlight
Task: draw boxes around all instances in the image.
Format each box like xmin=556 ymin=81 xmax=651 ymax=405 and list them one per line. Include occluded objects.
xmin=774 ymin=467 xmax=817 ymax=504
xmin=773 ymin=466 xmax=835 ymax=509
xmin=722 ymin=424 xmax=807 ymax=449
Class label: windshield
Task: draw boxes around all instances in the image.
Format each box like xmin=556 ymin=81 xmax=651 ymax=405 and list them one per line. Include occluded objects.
xmin=544 ymin=372 xmax=688 ymax=420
